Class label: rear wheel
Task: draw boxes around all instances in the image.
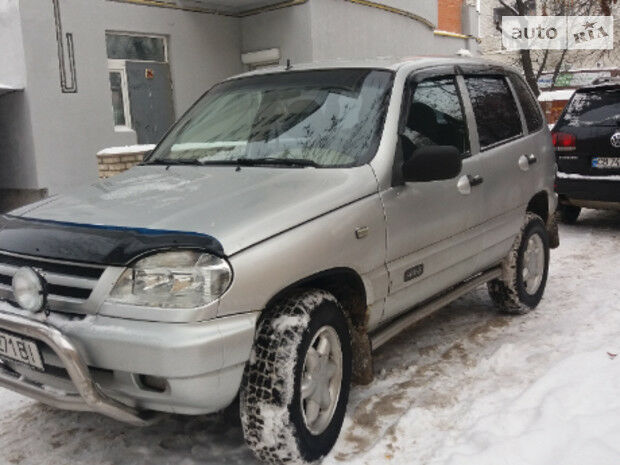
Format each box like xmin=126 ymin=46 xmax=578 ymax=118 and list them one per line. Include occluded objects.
xmin=558 ymin=204 xmax=581 ymax=224
xmin=240 ymin=289 xmax=351 ymax=464
xmin=488 ymin=213 xmax=550 ymax=314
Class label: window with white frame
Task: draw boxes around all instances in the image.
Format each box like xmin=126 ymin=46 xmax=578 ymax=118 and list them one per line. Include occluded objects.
xmin=105 ymin=32 xmax=168 ymax=132
xmin=108 ymin=67 xmax=130 ymax=130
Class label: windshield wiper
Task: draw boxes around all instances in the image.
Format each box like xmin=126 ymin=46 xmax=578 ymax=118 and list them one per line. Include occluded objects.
xmin=145 ymin=159 xmax=205 ymax=166
xmin=145 ymin=157 xmax=322 ymax=169
xmin=234 ymin=157 xmax=321 ymax=168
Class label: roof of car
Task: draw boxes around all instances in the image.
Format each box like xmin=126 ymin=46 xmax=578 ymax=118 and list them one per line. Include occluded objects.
xmin=229 ymin=56 xmax=519 ymax=80
xmin=575 ymin=79 xmax=620 ymax=92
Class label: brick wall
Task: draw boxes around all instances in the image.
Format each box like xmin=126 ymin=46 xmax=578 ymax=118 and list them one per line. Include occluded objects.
xmin=97 ymin=151 xmax=147 ymax=178
xmin=438 ymin=0 xmax=464 ymax=34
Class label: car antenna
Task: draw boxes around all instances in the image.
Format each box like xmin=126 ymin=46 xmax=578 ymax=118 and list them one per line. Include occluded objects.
xmin=286 ymin=59 xmax=292 ymax=71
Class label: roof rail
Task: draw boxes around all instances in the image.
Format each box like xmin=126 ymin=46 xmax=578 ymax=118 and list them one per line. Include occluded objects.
xmin=591 ymin=76 xmax=620 ymax=85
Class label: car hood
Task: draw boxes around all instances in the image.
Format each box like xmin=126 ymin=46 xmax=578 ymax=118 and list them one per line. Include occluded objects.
xmin=11 ymin=165 xmax=378 ymax=256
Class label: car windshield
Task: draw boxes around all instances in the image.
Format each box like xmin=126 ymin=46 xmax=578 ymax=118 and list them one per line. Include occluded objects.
xmin=146 ymin=69 xmax=394 ymax=168
xmin=560 ymin=87 xmax=620 ymax=127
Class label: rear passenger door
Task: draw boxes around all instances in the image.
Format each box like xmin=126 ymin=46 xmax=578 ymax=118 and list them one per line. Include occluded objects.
xmin=462 ymin=74 xmax=537 ymax=269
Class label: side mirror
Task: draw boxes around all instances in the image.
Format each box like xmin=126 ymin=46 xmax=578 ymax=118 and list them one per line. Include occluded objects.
xmin=402 ymin=145 xmax=462 ymax=183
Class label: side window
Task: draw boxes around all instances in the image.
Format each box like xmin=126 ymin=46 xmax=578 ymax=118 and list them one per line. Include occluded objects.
xmin=510 ymin=73 xmax=544 ymax=133
xmin=465 ymin=76 xmax=523 ymax=148
xmin=404 ymin=77 xmax=469 ymax=155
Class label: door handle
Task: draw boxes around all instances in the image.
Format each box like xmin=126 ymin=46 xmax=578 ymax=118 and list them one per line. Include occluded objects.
xmin=457 ymin=174 xmax=483 ymax=195
xmin=468 ymin=174 xmax=484 ymax=187
xmin=518 ymin=154 xmax=537 ymax=171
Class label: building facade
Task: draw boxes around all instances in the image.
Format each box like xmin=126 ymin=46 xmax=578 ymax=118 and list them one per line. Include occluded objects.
xmin=0 ymin=0 xmax=480 ymax=210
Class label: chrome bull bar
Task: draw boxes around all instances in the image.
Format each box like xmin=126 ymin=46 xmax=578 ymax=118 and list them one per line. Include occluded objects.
xmin=0 ymin=311 xmax=148 ymax=426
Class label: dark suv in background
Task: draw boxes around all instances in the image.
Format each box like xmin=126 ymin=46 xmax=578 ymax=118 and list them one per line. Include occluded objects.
xmin=553 ymin=80 xmax=620 ymax=223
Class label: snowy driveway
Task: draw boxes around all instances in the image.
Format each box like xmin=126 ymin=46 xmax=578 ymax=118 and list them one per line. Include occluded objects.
xmin=1 ymin=209 xmax=619 ymax=465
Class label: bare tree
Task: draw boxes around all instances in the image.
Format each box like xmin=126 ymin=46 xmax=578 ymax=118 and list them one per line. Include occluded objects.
xmin=495 ymin=0 xmax=617 ymax=95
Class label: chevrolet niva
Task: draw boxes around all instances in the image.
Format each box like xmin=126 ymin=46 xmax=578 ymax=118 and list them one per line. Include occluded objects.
xmin=0 ymin=58 xmax=559 ymax=464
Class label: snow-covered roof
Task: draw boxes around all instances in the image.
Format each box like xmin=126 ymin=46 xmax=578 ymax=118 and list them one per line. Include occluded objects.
xmin=538 ymin=89 xmax=575 ymax=102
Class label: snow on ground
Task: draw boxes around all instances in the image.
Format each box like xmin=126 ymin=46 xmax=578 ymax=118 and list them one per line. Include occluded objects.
xmin=1 ymin=209 xmax=619 ymax=465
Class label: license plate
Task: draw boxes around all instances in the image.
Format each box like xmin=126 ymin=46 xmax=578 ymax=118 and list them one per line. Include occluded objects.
xmin=0 ymin=330 xmax=44 ymax=370
xmin=592 ymin=157 xmax=620 ymax=169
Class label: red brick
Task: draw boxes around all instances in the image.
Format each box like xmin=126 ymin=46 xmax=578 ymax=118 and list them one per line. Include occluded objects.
xmin=438 ymin=0 xmax=463 ymax=34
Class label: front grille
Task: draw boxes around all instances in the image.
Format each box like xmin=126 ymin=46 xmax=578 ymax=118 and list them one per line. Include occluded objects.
xmin=0 ymin=250 xmax=105 ymax=313
xmin=0 ymin=253 xmax=104 ymax=279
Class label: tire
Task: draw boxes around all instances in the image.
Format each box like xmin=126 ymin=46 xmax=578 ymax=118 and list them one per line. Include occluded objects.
xmin=240 ymin=289 xmax=352 ymax=465
xmin=487 ymin=212 xmax=550 ymax=314
xmin=558 ymin=204 xmax=581 ymax=224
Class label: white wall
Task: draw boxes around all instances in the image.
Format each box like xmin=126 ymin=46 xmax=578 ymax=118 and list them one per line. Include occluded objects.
xmin=240 ymin=0 xmax=470 ymax=66
xmin=240 ymin=2 xmax=313 ymax=65
xmin=373 ymin=0 xmax=437 ymax=25
xmin=309 ymin=0 xmax=468 ymax=61
xmin=17 ymin=0 xmax=243 ymax=194
xmin=0 ymin=0 xmax=26 ymax=91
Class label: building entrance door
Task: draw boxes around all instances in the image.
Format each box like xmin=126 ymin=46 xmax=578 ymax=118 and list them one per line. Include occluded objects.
xmin=126 ymin=61 xmax=175 ymax=144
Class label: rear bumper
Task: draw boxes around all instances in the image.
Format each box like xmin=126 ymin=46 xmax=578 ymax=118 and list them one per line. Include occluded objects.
xmin=556 ymin=173 xmax=620 ymax=204
xmin=0 ymin=301 xmax=258 ymax=421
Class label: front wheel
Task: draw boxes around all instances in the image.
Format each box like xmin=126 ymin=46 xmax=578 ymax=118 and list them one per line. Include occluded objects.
xmin=240 ymin=289 xmax=352 ymax=464
xmin=488 ymin=213 xmax=550 ymax=314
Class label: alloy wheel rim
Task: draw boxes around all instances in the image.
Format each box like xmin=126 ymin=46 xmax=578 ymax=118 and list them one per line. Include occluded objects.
xmin=300 ymin=325 xmax=343 ymax=436
xmin=522 ymin=233 xmax=545 ymax=295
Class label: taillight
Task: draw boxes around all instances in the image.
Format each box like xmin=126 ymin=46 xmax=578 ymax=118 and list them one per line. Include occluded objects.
xmin=552 ymin=132 xmax=576 ymax=151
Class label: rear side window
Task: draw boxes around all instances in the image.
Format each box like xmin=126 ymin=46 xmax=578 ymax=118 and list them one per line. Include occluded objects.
xmin=404 ymin=77 xmax=469 ymax=155
xmin=510 ymin=74 xmax=544 ymax=133
xmin=559 ymin=88 xmax=620 ymax=127
xmin=465 ymin=76 xmax=523 ymax=148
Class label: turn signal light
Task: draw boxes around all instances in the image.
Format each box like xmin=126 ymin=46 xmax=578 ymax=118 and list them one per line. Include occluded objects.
xmin=552 ymin=132 xmax=576 ymax=151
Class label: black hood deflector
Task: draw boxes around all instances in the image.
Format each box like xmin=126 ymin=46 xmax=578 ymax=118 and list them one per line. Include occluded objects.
xmin=0 ymin=215 xmax=225 ymax=266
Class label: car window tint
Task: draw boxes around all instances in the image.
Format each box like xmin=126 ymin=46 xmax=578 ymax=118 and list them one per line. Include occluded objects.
xmin=510 ymin=73 xmax=544 ymax=133
xmin=465 ymin=76 xmax=522 ymax=148
xmin=404 ymin=77 xmax=469 ymax=155
xmin=559 ymin=88 xmax=620 ymax=127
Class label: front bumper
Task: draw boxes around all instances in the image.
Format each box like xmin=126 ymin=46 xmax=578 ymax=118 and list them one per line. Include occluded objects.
xmin=0 ymin=301 xmax=258 ymax=422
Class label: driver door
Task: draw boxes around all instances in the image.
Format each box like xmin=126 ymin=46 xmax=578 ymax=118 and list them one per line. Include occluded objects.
xmin=381 ymin=72 xmax=486 ymax=322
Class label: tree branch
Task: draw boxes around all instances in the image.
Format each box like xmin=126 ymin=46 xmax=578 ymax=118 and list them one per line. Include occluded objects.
xmin=536 ymin=49 xmax=550 ymax=80
xmin=549 ymin=49 xmax=569 ymax=91
xmin=498 ymin=0 xmax=519 ymax=15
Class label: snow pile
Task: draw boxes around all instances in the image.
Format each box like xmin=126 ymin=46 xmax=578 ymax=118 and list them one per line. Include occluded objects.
xmin=442 ymin=348 xmax=620 ymax=465
xmin=558 ymin=172 xmax=620 ymax=181
xmin=100 ymin=174 xmax=196 ymax=200
xmin=538 ymin=89 xmax=575 ymax=102
xmin=97 ymin=144 xmax=156 ymax=156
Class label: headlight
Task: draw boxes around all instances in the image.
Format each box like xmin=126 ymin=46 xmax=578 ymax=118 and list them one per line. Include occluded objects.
xmin=108 ymin=251 xmax=232 ymax=308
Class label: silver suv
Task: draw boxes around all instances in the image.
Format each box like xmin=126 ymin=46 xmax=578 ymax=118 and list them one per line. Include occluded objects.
xmin=0 ymin=58 xmax=558 ymax=464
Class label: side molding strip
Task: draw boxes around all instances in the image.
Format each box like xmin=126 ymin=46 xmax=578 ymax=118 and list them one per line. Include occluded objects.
xmin=370 ymin=266 xmax=502 ymax=350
